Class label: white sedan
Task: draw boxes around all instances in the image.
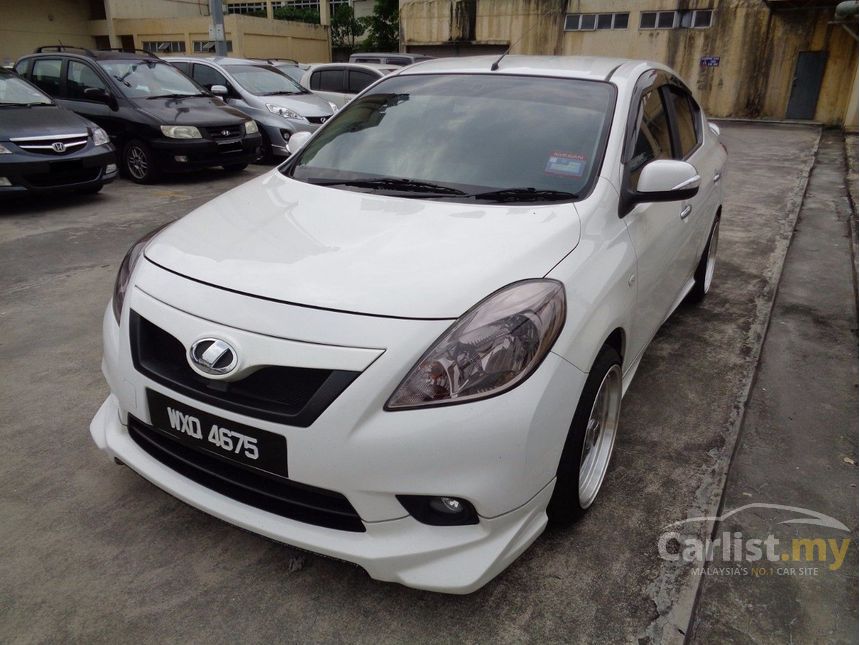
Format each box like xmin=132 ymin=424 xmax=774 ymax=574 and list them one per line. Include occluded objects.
xmin=91 ymin=55 xmax=725 ymax=594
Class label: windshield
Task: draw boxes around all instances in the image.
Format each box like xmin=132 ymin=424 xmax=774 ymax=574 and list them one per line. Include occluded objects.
xmin=276 ymin=65 xmax=305 ymax=84
xmin=287 ymin=73 xmax=615 ymax=202
xmin=225 ymin=65 xmax=307 ymax=95
xmin=0 ymin=74 xmax=53 ymax=106
xmin=98 ymin=60 xmax=204 ymax=98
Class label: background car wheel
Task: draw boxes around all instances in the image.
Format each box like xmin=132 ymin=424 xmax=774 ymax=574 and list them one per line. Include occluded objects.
xmin=547 ymin=345 xmax=622 ymax=526
xmin=123 ymin=139 xmax=160 ymax=184
xmin=222 ymin=163 xmax=248 ymax=172
xmin=257 ymin=130 xmax=275 ymax=164
xmin=687 ymin=216 xmax=720 ymax=304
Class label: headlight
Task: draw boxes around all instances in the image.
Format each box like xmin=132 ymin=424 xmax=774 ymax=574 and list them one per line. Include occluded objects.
xmin=385 ymin=280 xmax=566 ymax=410
xmin=112 ymin=224 xmax=169 ymax=324
xmin=0 ymin=143 xmax=12 ymax=154
xmin=160 ymin=125 xmax=202 ymax=139
xmin=327 ymin=101 xmax=338 ymax=113
xmin=266 ymin=103 xmax=306 ymax=121
xmin=92 ymin=127 xmax=110 ymax=146
xmin=244 ymin=120 xmax=259 ymax=134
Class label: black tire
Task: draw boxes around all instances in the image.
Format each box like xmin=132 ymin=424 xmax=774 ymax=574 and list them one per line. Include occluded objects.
xmin=547 ymin=345 xmax=622 ymax=527
xmin=122 ymin=139 xmax=160 ymax=184
xmin=76 ymin=183 xmax=103 ymax=195
xmin=222 ymin=163 xmax=248 ymax=172
xmin=256 ymin=130 xmax=275 ymax=164
xmin=687 ymin=215 xmax=720 ymax=304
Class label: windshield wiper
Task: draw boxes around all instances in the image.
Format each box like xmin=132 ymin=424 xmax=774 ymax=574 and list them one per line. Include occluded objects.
xmin=468 ymin=187 xmax=578 ymax=203
xmin=308 ymin=177 xmax=467 ymax=195
xmin=263 ymin=90 xmax=301 ymax=96
xmin=146 ymin=93 xmax=205 ymax=99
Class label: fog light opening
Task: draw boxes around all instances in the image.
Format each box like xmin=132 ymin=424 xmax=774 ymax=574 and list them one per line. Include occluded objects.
xmin=397 ymin=495 xmax=479 ymax=526
xmin=105 ymin=163 xmax=118 ymax=174
xmin=174 ymin=155 xmax=189 ymax=163
xmin=0 ymin=177 xmax=11 ymax=186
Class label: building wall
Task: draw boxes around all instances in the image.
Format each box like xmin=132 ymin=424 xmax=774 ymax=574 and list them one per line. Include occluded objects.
xmin=400 ymin=0 xmax=859 ymax=126
xmin=106 ymin=0 xmax=209 ymax=20
xmin=0 ymin=0 xmax=96 ymax=66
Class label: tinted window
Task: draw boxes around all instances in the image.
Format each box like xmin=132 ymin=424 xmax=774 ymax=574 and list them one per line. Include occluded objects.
xmin=668 ymin=89 xmax=699 ymax=158
xmin=170 ymin=61 xmax=191 ymax=75
xmin=66 ymin=61 xmax=108 ymax=101
xmin=290 ymin=74 xmax=615 ymax=201
xmin=192 ymin=64 xmax=228 ymax=90
xmin=312 ymin=69 xmax=344 ymax=92
xmin=384 ymin=57 xmax=410 ymax=65
xmin=347 ymin=70 xmax=378 ymax=94
xmin=31 ymin=59 xmax=63 ymax=96
xmin=629 ymin=87 xmax=672 ymax=185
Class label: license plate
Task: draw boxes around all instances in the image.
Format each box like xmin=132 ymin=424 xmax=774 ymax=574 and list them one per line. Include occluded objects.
xmin=146 ymin=389 xmax=288 ymax=476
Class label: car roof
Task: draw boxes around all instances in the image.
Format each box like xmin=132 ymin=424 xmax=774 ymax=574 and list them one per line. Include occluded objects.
xmin=23 ymin=46 xmax=162 ymax=62
xmin=351 ymin=52 xmax=429 ymax=59
xmin=397 ymin=55 xmax=660 ymax=81
xmin=305 ymin=62 xmax=398 ymax=72
xmin=163 ymin=55 xmax=272 ymax=67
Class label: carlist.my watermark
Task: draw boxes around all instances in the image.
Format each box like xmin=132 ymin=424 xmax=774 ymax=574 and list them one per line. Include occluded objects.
xmin=657 ymin=503 xmax=852 ymax=577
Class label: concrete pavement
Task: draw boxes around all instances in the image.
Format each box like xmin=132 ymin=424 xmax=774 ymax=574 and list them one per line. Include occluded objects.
xmin=0 ymin=123 xmax=844 ymax=643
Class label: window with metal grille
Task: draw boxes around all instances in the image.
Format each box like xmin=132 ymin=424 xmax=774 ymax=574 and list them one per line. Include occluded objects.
xmin=640 ymin=11 xmax=678 ymax=29
xmin=193 ymin=40 xmax=234 ymax=52
xmin=142 ymin=41 xmax=186 ymax=53
xmin=565 ymin=12 xmax=630 ymax=31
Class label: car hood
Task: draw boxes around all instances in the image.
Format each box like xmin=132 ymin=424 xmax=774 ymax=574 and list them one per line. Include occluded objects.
xmin=259 ymin=92 xmax=333 ymax=117
xmin=145 ymin=171 xmax=581 ymax=319
xmin=131 ymin=96 xmax=249 ymax=125
xmin=0 ymin=104 xmax=92 ymax=140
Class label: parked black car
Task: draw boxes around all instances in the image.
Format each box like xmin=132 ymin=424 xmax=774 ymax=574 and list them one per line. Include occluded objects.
xmin=14 ymin=47 xmax=262 ymax=183
xmin=0 ymin=68 xmax=117 ymax=196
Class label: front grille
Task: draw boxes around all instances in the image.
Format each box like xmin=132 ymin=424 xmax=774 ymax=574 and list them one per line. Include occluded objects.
xmin=306 ymin=116 xmax=330 ymax=125
xmin=204 ymin=124 xmax=243 ymax=139
xmin=129 ymin=312 xmax=359 ymax=427
xmin=11 ymin=132 xmax=89 ymax=155
xmin=24 ymin=162 xmax=99 ymax=187
xmin=128 ymin=415 xmax=366 ymax=532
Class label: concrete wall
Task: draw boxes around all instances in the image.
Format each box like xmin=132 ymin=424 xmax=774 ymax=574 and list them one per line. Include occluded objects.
xmin=400 ymin=0 xmax=859 ymax=126
xmin=106 ymin=0 xmax=209 ymax=19
xmin=0 ymin=0 xmax=97 ymax=66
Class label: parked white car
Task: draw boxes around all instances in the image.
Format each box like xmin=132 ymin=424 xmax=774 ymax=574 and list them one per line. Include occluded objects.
xmin=91 ymin=55 xmax=725 ymax=594
xmin=301 ymin=62 xmax=398 ymax=107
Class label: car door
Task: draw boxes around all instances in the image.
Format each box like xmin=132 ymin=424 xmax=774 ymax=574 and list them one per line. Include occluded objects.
xmin=27 ymin=58 xmax=64 ymax=98
xmin=192 ymin=63 xmax=248 ymax=111
xmin=621 ymin=80 xmax=694 ymax=362
xmin=58 ymin=60 xmax=122 ymax=138
xmin=308 ymin=67 xmax=349 ymax=107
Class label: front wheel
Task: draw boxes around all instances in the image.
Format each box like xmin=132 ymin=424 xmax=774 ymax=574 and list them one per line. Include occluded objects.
xmin=123 ymin=139 xmax=160 ymax=184
xmin=687 ymin=216 xmax=720 ymax=304
xmin=547 ymin=345 xmax=622 ymax=526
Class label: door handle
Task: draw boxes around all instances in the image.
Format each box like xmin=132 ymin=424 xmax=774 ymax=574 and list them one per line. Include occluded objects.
xmin=680 ymin=205 xmax=692 ymax=220
xmin=713 ymin=170 xmax=722 ymax=183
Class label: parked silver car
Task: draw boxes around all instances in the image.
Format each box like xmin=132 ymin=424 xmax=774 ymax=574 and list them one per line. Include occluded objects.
xmin=167 ymin=56 xmax=336 ymax=159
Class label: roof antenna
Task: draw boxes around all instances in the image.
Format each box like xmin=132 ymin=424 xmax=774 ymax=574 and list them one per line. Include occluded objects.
xmin=489 ymin=3 xmax=564 ymax=71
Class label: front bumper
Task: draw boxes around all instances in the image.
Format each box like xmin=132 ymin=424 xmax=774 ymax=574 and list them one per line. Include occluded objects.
xmin=0 ymin=147 xmax=116 ymax=193
xmin=91 ymin=259 xmax=586 ymax=593
xmin=259 ymin=120 xmax=319 ymax=158
xmin=150 ymin=133 xmax=262 ymax=171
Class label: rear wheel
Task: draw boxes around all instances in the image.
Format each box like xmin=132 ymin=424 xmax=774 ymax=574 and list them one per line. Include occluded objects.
xmin=547 ymin=345 xmax=622 ymax=526
xmin=123 ymin=139 xmax=160 ymax=184
xmin=687 ymin=216 xmax=720 ymax=303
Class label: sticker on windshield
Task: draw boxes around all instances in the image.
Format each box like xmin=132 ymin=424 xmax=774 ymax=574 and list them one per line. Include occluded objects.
xmin=545 ymin=152 xmax=586 ymax=178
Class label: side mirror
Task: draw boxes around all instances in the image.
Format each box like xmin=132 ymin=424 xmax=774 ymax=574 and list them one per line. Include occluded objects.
xmin=287 ymin=131 xmax=312 ymax=154
xmin=84 ymin=87 xmax=118 ymax=110
xmin=634 ymin=159 xmax=700 ymax=203
xmin=210 ymin=84 xmax=228 ymax=96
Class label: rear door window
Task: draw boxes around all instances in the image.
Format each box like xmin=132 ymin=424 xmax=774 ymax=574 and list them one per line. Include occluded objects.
xmin=31 ymin=59 xmax=63 ymax=96
xmin=312 ymin=68 xmax=345 ymax=92
xmin=347 ymin=70 xmax=378 ymax=94
xmin=66 ymin=61 xmax=108 ymax=101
